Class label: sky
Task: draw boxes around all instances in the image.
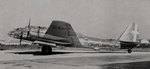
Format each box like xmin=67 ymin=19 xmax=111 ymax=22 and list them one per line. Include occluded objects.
xmin=1 ymin=0 xmax=150 ymax=40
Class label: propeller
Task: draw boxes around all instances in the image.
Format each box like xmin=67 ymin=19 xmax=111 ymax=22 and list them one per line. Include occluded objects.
xmin=20 ymin=30 xmax=23 ymax=46
xmin=19 ymin=18 xmax=31 ymax=46
xmin=27 ymin=18 xmax=31 ymax=38
xmin=37 ymin=26 xmax=41 ymax=38
xmin=26 ymin=18 xmax=46 ymax=38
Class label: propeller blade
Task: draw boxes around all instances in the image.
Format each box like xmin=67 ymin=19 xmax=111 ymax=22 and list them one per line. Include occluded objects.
xmin=28 ymin=18 xmax=31 ymax=28
xmin=20 ymin=31 xmax=23 ymax=46
xmin=20 ymin=38 xmax=22 ymax=46
xmin=37 ymin=26 xmax=41 ymax=38
xmin=27 ymin=18 xmax=31 ymax=38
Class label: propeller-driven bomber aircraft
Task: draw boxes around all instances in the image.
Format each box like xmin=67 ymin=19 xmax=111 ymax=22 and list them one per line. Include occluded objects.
xmin=8 ymin=20 xmax=139 ymax=53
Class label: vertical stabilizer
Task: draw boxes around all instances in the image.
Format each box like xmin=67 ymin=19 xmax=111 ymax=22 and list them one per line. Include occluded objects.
xmin=119 ymin=23 xmax=139 ymax=42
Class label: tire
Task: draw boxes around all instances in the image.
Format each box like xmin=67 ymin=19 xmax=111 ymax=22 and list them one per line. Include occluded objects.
xmin=41 ymin=46 xmax=52 ymax=54
xmin=127 ymin=49 xmax=132 ymax=53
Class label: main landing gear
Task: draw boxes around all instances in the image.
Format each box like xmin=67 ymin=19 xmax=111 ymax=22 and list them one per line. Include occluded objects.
xmin=127 ymin=48 xmax=132 ymax=53
xmin=41 ymin=46 xmax=52 ymax=54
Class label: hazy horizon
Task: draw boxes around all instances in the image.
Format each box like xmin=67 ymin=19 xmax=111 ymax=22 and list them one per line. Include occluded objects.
xmin=1 ymin=0 xmax=150 ymax=40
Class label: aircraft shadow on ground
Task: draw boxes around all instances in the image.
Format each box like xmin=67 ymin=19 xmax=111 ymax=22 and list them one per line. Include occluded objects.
xmin=8 ymin=51 xmax=126 ymax=56
xmin=9 ymin=51 xmax=72 ymax=56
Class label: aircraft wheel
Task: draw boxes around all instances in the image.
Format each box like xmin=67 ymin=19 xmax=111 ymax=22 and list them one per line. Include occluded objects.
xmin=127 ymin=48 xmax=132 ymax=53
xmin=41 ymin=46 xmax=52 ymax=54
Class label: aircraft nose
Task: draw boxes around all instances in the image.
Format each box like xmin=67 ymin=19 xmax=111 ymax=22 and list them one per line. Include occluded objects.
xmin=8 ymin=31 xmax=15 ymax=37
xmin=8 ymin=30 xmax=20 ymax=38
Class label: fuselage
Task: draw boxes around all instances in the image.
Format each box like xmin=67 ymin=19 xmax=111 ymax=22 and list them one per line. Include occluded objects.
xmin=8 ymin=27 xmax=117 ymax=50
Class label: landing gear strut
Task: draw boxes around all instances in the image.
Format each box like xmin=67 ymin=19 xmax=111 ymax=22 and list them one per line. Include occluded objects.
xmin=41 ymin=46 xmax=52 ymax=54
xmin=127 ymin=48 xmax=132 ymax=53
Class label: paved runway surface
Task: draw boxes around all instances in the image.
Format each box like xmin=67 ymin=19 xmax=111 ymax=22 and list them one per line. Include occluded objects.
xmin=0 ymin=50 xmax=150 ymax=69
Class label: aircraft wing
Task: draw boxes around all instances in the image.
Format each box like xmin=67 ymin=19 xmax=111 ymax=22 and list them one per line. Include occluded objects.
xmin=43 ymin=34 xmax=68 ymax=41
xmin=33 ymin=41 xmax=56 ymax=47
xmin=33 ymin=40 xmax=71 ymax=46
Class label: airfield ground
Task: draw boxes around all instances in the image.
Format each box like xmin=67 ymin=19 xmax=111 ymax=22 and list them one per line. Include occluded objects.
xmin=0 ymin=49 xmax=150 ymax=69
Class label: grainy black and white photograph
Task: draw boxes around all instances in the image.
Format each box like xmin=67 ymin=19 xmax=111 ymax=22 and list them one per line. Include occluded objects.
xmin=0 ymin=0 xmax=150 ymax=69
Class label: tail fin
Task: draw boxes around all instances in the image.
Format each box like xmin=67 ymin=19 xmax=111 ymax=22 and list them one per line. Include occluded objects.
xmin=45 ymin=20 xmax=82 ymax=47
xmin=119 ymin=22 xmax=139 ymax=42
